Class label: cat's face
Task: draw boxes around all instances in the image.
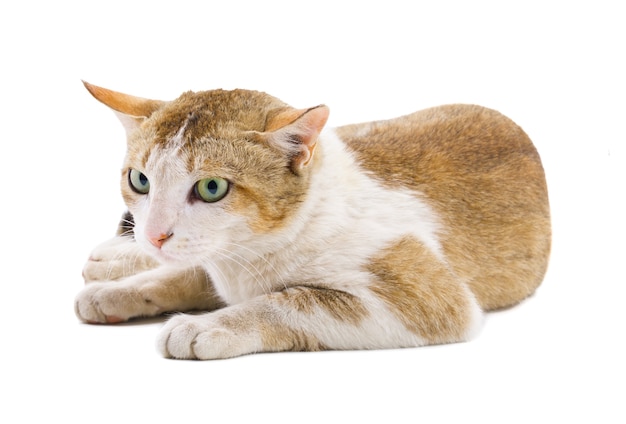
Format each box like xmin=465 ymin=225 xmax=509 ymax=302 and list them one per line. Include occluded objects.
xmin=84 ymin=83 xmax=328 ymax=266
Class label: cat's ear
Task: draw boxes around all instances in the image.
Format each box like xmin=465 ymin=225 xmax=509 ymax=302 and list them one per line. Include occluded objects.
xmin=82 ymin=81 xmax=165 ymax=134
xmin=264 ymin=105 xmax=329 ymax=172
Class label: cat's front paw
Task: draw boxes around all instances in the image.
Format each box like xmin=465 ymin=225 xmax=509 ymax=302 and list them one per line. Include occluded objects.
xmin=74 ymin=281 xmax=160 ymax=324
xmin=83 ymin=236 xmax=159 ymax=283
xmin=157 ymin=313 xmax=261 ymax=360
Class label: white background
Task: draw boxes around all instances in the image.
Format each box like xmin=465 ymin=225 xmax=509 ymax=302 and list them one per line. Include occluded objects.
xmin=1 ymin=1 xmax=624 ymax=422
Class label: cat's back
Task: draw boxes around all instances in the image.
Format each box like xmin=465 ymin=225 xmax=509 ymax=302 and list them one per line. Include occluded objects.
xmin=336 ymin=104 xmax=551 ymax=310
xmin=336 ymin=104 xmax=543 ymax=184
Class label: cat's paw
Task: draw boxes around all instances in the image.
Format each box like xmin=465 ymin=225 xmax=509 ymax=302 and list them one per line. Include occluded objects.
xmin=157 ymin=313 xmax=261 ymax=360
xmin=82 ymin=236 xmax=159 ymax=283
xmin=74 ymin=281 xmax=160 ymax=324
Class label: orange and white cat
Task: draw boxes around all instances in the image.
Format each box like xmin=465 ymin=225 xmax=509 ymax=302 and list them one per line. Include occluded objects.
xmin=75 ymin=81 xmax=551 ymax=359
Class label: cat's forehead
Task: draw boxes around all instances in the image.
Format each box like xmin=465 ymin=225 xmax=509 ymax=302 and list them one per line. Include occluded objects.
xmin=144 ymin=89 xmax=288 ymax=146
xmin=125 ymin=89 xmax=293 ymax=176
xmin=141 ymin=136 xmax=262 ymax=178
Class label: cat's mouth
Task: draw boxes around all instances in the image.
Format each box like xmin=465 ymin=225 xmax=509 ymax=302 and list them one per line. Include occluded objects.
xmin=138 ymin=241 xmax=184 ymax=265
xmin=133 ymin=228 xmax=212 ymax=267
xmin=143 ymin=243 xmax=206 ymax=267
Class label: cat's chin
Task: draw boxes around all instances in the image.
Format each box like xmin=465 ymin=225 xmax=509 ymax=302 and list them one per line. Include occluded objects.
xmin=152 ymin=251 xmax=196 ymax=266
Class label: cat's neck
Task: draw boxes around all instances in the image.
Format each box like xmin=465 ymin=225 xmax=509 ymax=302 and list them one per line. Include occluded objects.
xmin=203 ymin=130 xmax=346 ymax=302
xmin=204 ymin=129 xmax=442 ymax=305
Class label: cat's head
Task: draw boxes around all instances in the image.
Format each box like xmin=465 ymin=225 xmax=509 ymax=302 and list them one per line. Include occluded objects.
xmin=83 ymin=82 xmax=329 ymax=265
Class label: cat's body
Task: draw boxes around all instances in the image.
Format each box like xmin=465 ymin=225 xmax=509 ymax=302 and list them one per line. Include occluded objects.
xmin=75 ymin=82 xmax=550 ymax=359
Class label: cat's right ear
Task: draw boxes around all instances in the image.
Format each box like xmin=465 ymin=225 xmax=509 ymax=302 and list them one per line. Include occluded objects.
xmin=262 ymin=105 xmax=330 ymax=173
xmin=82 ymin=81 xmax=165 ymax=134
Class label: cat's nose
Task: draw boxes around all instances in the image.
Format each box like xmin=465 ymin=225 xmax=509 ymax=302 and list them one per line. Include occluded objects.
xmin=148 ymin=232 xmax=173 ymax=249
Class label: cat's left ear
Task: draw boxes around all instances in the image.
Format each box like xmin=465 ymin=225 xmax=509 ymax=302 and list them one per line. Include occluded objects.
xmin=264 ymin=105 xmax=330 ymax=172
xmin=82 ymin=81 xmax=166 ymax=135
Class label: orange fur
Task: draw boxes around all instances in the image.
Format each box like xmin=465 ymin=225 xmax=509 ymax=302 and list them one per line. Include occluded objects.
xmin=369 ymin=236 xmax=477 ymax=343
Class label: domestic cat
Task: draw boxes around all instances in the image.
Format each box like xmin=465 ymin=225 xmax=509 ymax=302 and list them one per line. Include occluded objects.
xmin=75 ymin=81 xmax=551 ymax=359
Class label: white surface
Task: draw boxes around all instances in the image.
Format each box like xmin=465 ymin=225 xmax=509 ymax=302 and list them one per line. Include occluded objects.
xmin=1 ymin=1 xmax=624 ymax=423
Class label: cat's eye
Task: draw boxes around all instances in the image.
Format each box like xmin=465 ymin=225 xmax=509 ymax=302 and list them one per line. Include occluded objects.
xmin=128 ymin=169 xmax=150 ymax=194
xmin=194 ymin=177 xmax=229 ymax=203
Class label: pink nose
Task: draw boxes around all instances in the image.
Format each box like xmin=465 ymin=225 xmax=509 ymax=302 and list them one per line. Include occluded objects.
xmin=148 ymin=232 xmax=173 ymax=249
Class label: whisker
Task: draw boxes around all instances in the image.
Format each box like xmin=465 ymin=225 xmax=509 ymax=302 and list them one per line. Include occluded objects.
xmin=214 ymin=248 xmax=270 ymax=293
xmin=97 ymin=239 xmax=152 ymax=281
xmin=118 ymin=229 xmax=135 ymax=238
xmin=222 ymin=241 xmax=289 ymax=292
xmin=211 ymin=247 xmax=275 ymax=296
xmin=200 ymin=250 xmax=237 ymax=295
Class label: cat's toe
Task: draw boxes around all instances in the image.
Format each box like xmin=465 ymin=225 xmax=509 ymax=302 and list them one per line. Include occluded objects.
xmin=158 ymin=314 xmax=260 ymax=360
xmin=157 ymin=315 xmax=200 ymax=359
xmin=157 ymin=315 xmax=238 ymax=360
xmin=192 ymin=327 xmax=243 ymax=360
xmin=74 ymin=288 xmax=107 ymax=324
xmin=82 ymin=255 xmax=136 ymax=283
xmin=74 ymin=283 xmax=134 ymax=324
xmin=82 ymin=258 xmax=112 ymax=283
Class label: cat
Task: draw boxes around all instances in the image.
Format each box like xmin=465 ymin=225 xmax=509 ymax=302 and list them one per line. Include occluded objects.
xmin=75 ymin=81 xmax=551 ymax=360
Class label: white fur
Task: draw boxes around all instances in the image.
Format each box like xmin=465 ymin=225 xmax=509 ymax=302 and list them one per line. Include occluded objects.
xmin=169 ymin=118 xmax=191 ymax=150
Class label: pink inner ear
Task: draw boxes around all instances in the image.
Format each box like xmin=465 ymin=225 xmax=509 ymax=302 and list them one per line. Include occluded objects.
xmin=287 ymin=105 xmax=329 ymax=170
xmin=261 ymin=105 xmax=330 ymax=171
xmin=297 ymin=105 xmax=330 ymax=146
xmin=299 ymin=143 xmax=317 ymax=168
xmin=266 ymin=105 xmax=329 ymax=141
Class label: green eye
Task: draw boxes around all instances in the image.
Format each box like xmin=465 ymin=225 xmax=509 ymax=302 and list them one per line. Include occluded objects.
xmin=128 ymin=169 xmax=150 ymax=194
xmin=194 ymin=177 xmax=229 ymax=203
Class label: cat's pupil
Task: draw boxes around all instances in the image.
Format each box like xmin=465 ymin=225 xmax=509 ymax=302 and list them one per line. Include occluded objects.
xmin=139 ymin=174 xmax=148 ymax=186
xmin=207 ymin=179 xmax=218 ymax=194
